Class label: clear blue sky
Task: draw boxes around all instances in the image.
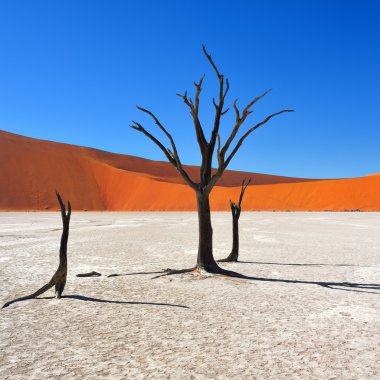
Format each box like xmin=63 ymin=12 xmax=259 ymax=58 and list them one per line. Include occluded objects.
xmin=1 ymin=0 xmax=379 ymax=178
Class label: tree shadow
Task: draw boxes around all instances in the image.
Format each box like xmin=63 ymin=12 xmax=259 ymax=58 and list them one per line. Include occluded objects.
xmin=106 ymin=266 xmax=379 ymax=295
xmin=215 ymin=268 xmax=380 ymax=295
xmin=147 ymin=265 xmax=379 ymax=295
xmin=317 ymin=283 xmax=379 ymax=294
xmin=39 ymin=295 xmax=189 ymax=308
xmin=234 ymin=261 xmax=355 ymax=267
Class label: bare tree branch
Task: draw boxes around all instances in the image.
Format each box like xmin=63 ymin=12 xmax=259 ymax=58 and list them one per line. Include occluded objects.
xmin=131 ymin=121 xmax=174 ymax=163
xmin=194 ymin=74 xmax=205 ymax=114
xmin=130 ymin=45 xmax=294 ymax=274
xmin=202 ymin=45 xmax=227 ymax=143
xmin=221 ymin=89 xmax=272 ymax=159
xmin=233 ymin=98 xmax=240 ymax=119
xmin=131 ymin=120 xmax=198 ymax=190
xmin=216 ymin=134 xmax=223 ymax=168
xmin=224 ymin=79 xmax=230 ymax=98
xmin=202 ymin=44 xmax=222 ymax=78
xmin=224 ymin=109 xmax=294 ymax=168
xmin=56 ymin=191 xmax=66 ymax=221
xmin=136 ymin=106 xmax=180 ymax=159
xmin=132 ymin=47 xmax=293 ymax=194
xmin=201 ymin=45 xmax=231 ymax=186
xmin=238 ymin=178 xmax=252 ymax=208
xmin=206 ymin=165 xmax=224 ymax=191
xmin=242 ymin=89 xmax=272 ymax=116
xmin=177 ymin=86 xmax=207 ymax=152
xmin=207 ymin=109 xmax=293 ymax=190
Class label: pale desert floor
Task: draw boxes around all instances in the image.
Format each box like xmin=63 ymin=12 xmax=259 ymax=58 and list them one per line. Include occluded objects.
xmin=0 ymin=212 xmax=379 ymax=379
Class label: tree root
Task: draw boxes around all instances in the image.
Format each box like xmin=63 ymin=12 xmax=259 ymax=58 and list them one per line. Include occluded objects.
xmin=151 ymin=265 xmax=249 ymax=280
xmin=151 ymin=267 xmax=198 ymax=279
xmin=217 ymin=257 xmax=238 ymax=263
xmin=217 ymin=251 xmax=239 ymax=263
xmin=203 ymin=266 xmax=247 ymax=278
xmin=3 ymin=281 xmax=55 ymax=308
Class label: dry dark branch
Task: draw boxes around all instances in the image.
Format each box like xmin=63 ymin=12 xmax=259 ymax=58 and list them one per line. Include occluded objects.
xmin=76 ymin=271 xmax=102 ymax=277
xmin=238 ymin=177 xmax=251 ymax=208
xmin=136 ymin=106 xmax=180 ymax=159
xmin=202 ymin=44 xmax=222 ymax=78
xmin=131 ymin=46 xmax=293 ymax=273
xmin=3 ymin=192 xmax=71 ymax=308
xmin=220 ymin=89 xmax=271 ymax=160
xmin=204 ymin=45 xmax=227 ymax=154
xmin=177 ymin=77 xmax=208 ymax=154
xmin=242 ymin=89 xmax=272 ymax=116
xmin=108 ymin=271 xmax=164 ymax=278
xmin=131 ymin=120 xmax=197 ymax=190
xmin=224 ymin=110 xmax=294 ymax=168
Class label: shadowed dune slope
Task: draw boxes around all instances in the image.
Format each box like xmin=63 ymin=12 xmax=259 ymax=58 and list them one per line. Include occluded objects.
xmin=0 ymin=130 xmax=379 ymax=211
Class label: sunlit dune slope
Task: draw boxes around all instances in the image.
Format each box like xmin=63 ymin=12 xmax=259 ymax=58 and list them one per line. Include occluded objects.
xmin=0 ymin=130 xmax=379 ymax=211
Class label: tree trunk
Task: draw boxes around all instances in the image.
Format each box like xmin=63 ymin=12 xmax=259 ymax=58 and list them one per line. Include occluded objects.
xmin=2 ymin=192 xmax=71 ymax=308
xmin=55 ymin=211 xmax=69 ymax=298
xmin=196 ymin=190 xmax=219 ymax=271
xmin=218 ymin=205 xmax=240 ymax=262
xmin=227 ymin=214 xmax=239 ymax=261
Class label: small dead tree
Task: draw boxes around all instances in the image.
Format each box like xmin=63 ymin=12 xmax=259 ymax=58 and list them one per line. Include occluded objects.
xmin=3 ymin=192 xmax=71 ymax=308
xmin=132 ymin=46 xmax=293 ymax=275
xmin=219 ymin=178 xmax=251 ymax=262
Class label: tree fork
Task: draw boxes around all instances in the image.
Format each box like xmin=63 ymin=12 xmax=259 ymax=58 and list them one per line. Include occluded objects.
xmin=131 ymin=46 xmax=293 ymax=276
xmin=2 ymin=192 xmax=71 ymax=308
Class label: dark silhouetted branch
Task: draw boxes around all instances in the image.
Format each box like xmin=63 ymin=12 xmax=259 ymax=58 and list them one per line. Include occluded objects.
xmin=224 ymin=109 xmax=294 ymax=168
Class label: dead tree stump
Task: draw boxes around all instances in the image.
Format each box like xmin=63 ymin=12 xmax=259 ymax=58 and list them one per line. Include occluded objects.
xmin=3 ymin=192 xmax=71 ymax=308
xmin=219 ymin=178 xmax=251 ymax=262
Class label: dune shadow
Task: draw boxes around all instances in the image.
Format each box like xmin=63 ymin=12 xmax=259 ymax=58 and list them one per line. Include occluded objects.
xmin=38 ymin=295 xmax=189 ymax=308
xmin=235 ymin=261 xmax=355 ymax=267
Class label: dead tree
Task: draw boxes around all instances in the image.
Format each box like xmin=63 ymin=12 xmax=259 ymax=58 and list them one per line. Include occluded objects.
xmin=219 ymin=178 xmax=251 ymax=262
xmin=3 ymin=192 xmax=71 ymax=308
xmin=132 ymin=46 xmax=293 ymax=275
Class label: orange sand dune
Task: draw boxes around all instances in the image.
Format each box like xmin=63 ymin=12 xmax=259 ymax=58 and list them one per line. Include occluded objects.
xmin=0 ymin=130 xmax=379 ymax=211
